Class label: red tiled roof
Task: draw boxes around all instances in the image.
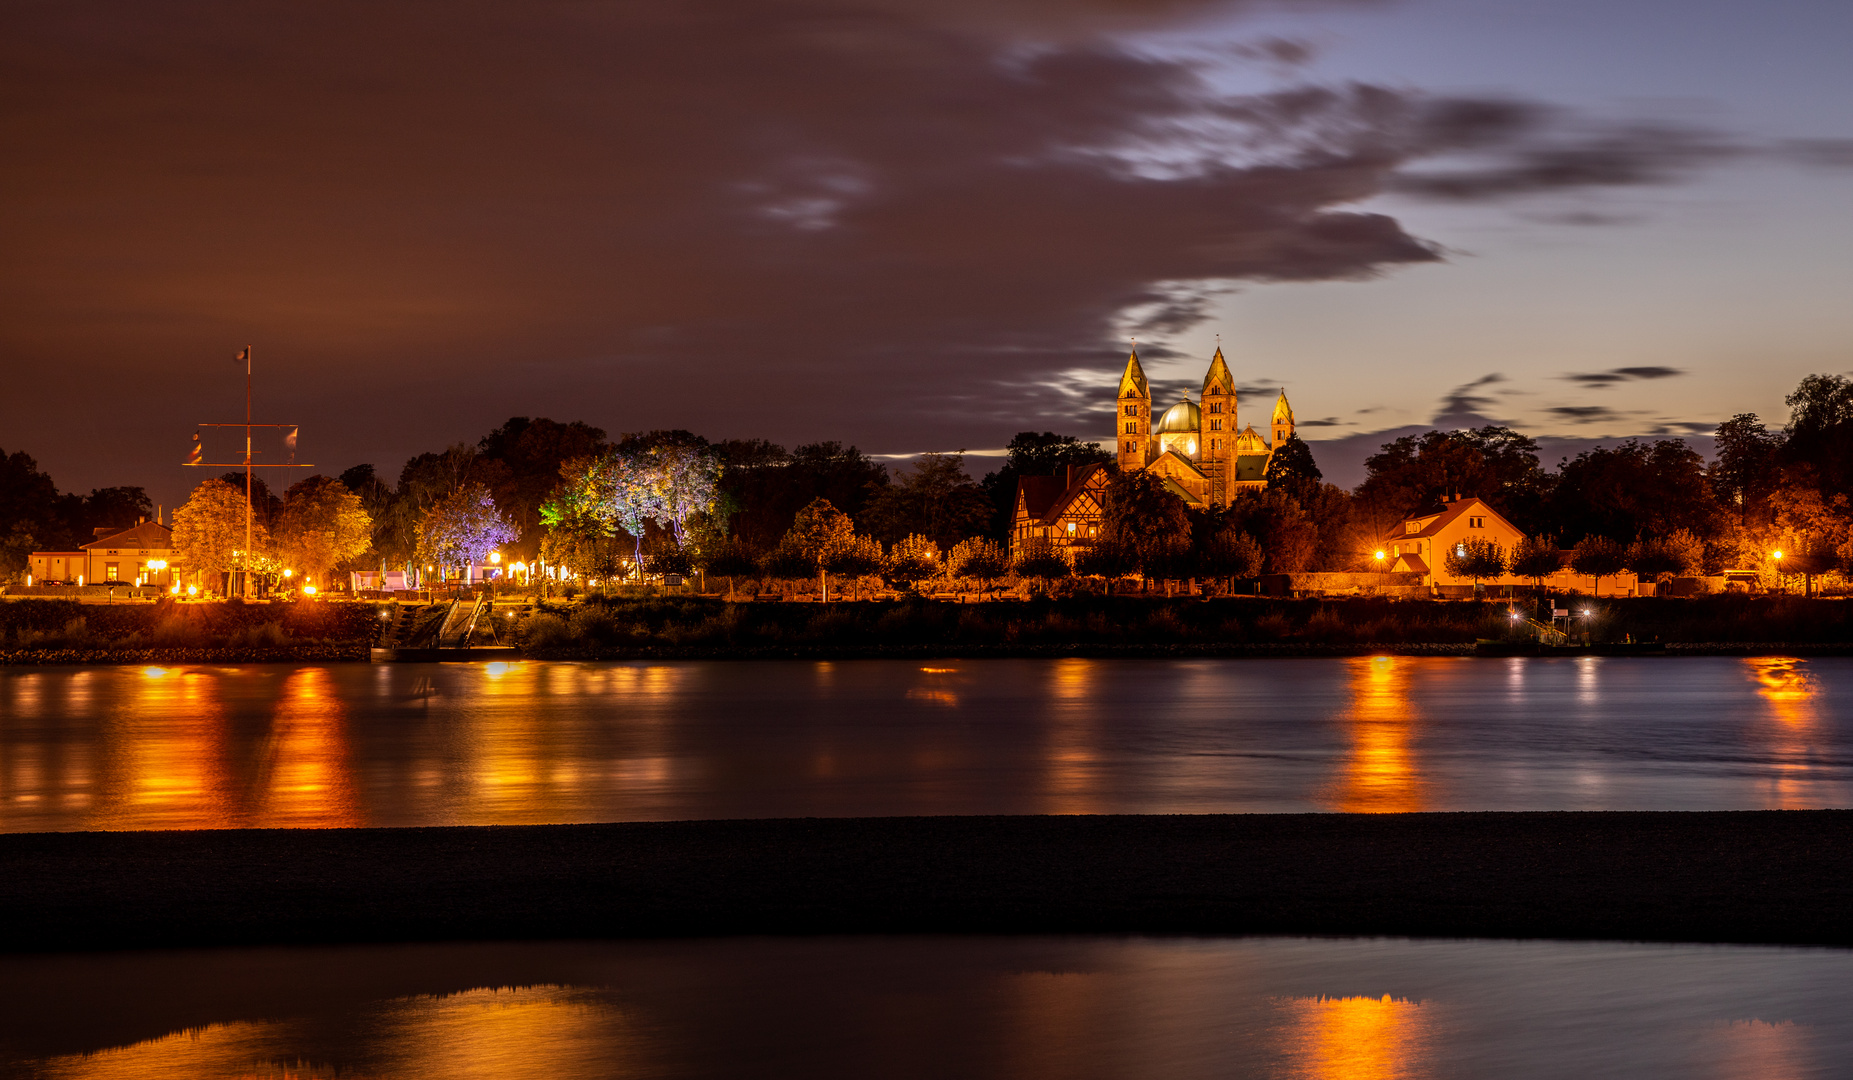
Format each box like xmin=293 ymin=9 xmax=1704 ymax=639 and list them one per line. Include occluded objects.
xmin=84 ymin=521 xmax=174 ymax=550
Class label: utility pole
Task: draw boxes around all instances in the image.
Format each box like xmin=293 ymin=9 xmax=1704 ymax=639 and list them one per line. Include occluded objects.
xmin=185 ymin=345 xmax=313 ymax=597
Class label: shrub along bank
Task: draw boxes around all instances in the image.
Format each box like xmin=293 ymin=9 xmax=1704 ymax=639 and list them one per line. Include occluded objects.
xmin=3 ymin=594 xmax=1848 ymax=664
xmin=517 ymin=593 xmax=1853 ymax=657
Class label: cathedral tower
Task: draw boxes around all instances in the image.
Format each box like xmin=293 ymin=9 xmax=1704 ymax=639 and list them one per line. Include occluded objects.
xmin=1271 ymin=390 xmax=1295 ymax=448
xmin=1200 ymin=344 xmax=1235 ymax=504
xmin=1116 ymin=347 xmax=1151 ymax=470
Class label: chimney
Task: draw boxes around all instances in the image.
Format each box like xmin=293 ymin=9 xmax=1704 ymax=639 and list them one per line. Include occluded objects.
xmin=1065 ymin=464 xmax=1074 ymax=488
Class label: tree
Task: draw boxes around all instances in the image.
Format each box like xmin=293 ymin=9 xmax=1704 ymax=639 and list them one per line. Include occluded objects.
xmin=979 ymin=432 xmax=1113 ymax=538
xmin=173 ymin=478 xmax=270 ymax=593
xmin=1710 ymin=414 xmax=1784 ymax=528
xmin=1627 ymin=539 xmax=1689 ymax=586
xmin=884 ymin=534 xmax=941 ymax=590
xmin=1264 ymin=434 xmax=1323 ymax=502
xmin=949 ymin=537 xmax=1010 ymax=589
xmin=779 ymin=497 xmax=856 ymax=600
xmin=1781 ymin=373 xmax=1853 ymax=495
xmin=1547 ymin=439 xmax=1721 ymax=545
xmin=1013 ymin=535 xmax=1073 ymax=582
xmin=1510 ymin=535 xmax=1562 ymax=593
xmin=858 ymin=453 xmax=992 ymax=549
xmin=1354 ymin=426 xmax=1551 ymax=538
xmin=1099 ymin=470 xmax=1191 ymax=590
xmin=1443 ymin=537 xmax=1506 ymax=592
xmin=701 ymin=537 xmax=760 ymax=597
xmin=275 ymin=476 xmax=373 ymax=591
xmin=0 ymin=447 xmax=62 ymax=581
xmin=1074 ymin=537 xmax=1137 ymax=583
xmin=1199 ymin=527 xmax=1264 ymax=591
xmin=417 ymin=483 xmax=518 ymax=578
xmin=1222 ymin=488 xmax=1317 ymax=575
xmin=477 ymin=417 xmax=611 ymax=556
xmin=1569 ymin=536 xmax=1627 ymax=596
xmin=825 ymin=534 xmax=885 ymax=599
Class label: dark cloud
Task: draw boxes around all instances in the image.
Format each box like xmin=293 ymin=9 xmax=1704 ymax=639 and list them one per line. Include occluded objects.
xmin=1228 ymin=37 xmax=1319 ymax=66
xmin=0 ymin=0 xmax=1809 ymax=502
xmin=1295 ymin=416 xmax=1346 ymax=427
xmin=1433 ymin=374 xmax=1507 ymax=428
xmin=1546 ymin=405 xmax=1630 ymax=425
xmin=1563 ymin=366 xmax=1686 ymax=388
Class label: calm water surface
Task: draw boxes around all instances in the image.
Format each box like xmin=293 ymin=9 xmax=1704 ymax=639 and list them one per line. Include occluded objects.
xmin=1 ymin=936 xmax=1849 ymax=1079
xmin=1 ymin=655 xmax=1849 ymax=831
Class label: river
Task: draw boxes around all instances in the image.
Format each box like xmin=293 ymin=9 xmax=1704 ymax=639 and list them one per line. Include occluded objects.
xmin=3 ymin=655 xmax=1849 ymax=1078
xmin=1 ymin=655 xmax=1848 ymax=831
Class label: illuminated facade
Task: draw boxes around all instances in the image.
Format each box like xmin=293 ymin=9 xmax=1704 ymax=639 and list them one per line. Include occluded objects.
xmin=1116 ymin=345 xmax=1292 ymax=508
xmin=1011 ymin=345 xmax=1295 ymax=557
xmin=27 ymin=520 xmax=176 ymax=587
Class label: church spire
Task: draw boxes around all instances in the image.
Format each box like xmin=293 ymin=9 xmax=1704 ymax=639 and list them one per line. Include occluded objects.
xmin=1116 ymin=340 xmax=1152 ymax=471
xmin=1117 ymin=342 xmax=1149 ymax=399
xmin=1271 ymin=389 xmax=1294 ymax=447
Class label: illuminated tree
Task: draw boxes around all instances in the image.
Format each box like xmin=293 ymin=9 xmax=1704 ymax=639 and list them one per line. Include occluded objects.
xmin=1510 ymin=535 xmax=1562 ymax=594
xmin=826 ymin=534 xmax=885 ymax=600
xmin=949 ymin=537 xmax=1009 ymax=589
xmin=778 ymin=497 xmax=855 ymax=600
xmin=884 ymin=534 xmax=940 ymax=589
xmin=276 ymin=476 xmax=372 ymax=590
xmin=172 ymin=477 xmax=270 ymax=592
xmin=417 ymin=483 xmax=517 ymax=578
xmin=1013 ymin=535 xmax=1072 ymax=582
xmin=1443 ymin=536 xmax=1506 ymax=592
xmin=1569 ymin=536 xmax=1627 ymax=596
xmin=1199 ymin=527 xmax=1263 ymax=591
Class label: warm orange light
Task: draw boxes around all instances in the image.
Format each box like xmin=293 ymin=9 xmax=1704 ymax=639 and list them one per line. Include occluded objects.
xmin=1772 ymin=550 xmax=1783 ymax=561
xmin=490 ymin=551 xmax=502 ymax=564
xmin=302 ymin=584 xmax=317 ymax=595
xmin=186 ymin=585 xmax=198 ymax=596
xmin=1373 ymin=550 xmax=1386 ymax=561
xmin=1282 ymin=993 xmax=1434 ymax=1079
xmin=282 ymin=568 xmax=293 ymax=578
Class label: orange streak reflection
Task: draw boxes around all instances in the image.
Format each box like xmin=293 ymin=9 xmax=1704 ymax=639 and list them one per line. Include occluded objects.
xmin=257 ymin=667 xmax=362 ymax=828
xmin=1746 ymin=657 xmax=1823 ymax=809
xmin=1279 ymin=994 xmax=1434 ymax=1079
xmin=89 ymin=667 xmax=238 ymax=830
xmin=1327 ymin=656 xmax=1425 ymax=813
xmin=1042 ymin=659 xmax=1102 ymax=814
xmin=1706 ymin=1018 xmax=1811 ymax=1080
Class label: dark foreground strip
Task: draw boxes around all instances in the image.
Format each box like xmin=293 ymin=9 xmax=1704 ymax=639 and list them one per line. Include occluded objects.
xmin=2 ymin=812 xmax=1850 ymax=952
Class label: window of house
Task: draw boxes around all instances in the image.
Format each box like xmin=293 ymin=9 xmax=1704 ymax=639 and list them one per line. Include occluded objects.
xmin=105 ymin=563 xmax=119 ymax=580
xmin=1469 ymin=516 xmax=1484 ymax=528
xmin=1066 ymin=522 xmax=1076 ymax=534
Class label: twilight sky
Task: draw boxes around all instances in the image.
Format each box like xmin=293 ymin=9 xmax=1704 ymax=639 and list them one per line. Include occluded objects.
xmin=4 ymin=0 xmax=1850 ymax=510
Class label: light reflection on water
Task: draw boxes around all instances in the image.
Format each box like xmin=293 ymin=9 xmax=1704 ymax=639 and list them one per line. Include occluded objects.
xmin=1 ymin=937 xmax=1849 ymax=1079
xmin=1 ymin=656 xmax=1850 ymax=832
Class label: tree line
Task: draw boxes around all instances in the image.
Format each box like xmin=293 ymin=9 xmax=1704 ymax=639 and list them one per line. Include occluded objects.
xmin=3 ymin=372 xmax=1849 ymax=593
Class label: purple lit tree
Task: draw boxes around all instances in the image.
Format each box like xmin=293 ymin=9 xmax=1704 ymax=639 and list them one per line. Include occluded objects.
xmin=417 ymin=483 xmax=518 ymax=579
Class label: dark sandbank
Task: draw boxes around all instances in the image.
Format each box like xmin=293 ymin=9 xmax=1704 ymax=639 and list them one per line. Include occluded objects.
xmin=3 ymin=812 xmax=1849 ymax=952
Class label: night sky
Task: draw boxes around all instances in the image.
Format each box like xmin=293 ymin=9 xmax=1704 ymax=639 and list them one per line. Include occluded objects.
xmin=5 ymin=0 xmax=1850 ymax=510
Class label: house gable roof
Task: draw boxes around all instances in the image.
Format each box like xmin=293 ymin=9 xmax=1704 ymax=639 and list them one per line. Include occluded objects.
xmin=83 ymin=521 xmax=174 ymax=550
xmin=1019 ymin=463 xmax=1110 ymax=526
xmin=1395 ymin=497 xmax=1522 ymax=541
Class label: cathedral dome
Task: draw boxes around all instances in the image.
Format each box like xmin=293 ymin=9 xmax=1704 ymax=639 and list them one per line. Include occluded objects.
xmin=1155 ymin=399 xmax=1200 ymax=434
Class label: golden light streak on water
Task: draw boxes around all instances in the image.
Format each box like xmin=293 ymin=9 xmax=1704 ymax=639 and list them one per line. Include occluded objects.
xmin=91 ymin=666 xmax=237 ymax=829
xmin=1042 ymin=659 xmax=1102 ymax=814
xmin=1277 ymin=994 xmax=1435 ymax=1079
xmin=1704 ymin=1018 xmax=1811 ymax=1080
xmin=1745 ymin=657 xmax=1824 ymax=809
xmin=256 ymin=667 xmax=361 ymax=828
xmin=1327 ymin=655 xmax=1425 ymax=813
xmin=30 ymin=985 xmax=637 ymax=1080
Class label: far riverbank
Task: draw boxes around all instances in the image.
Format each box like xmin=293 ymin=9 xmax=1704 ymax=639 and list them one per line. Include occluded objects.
xmin=2 ymin=594 xmax=1850 ymax=664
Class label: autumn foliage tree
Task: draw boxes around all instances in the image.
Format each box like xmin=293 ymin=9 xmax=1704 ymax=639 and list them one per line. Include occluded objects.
xmin=173 ymin=477 xmax=270 ymax=592
xmin=418 ymin=483 xmax=518 ymax=578
xmin=275 ymin=476 xmax=373 ymax=590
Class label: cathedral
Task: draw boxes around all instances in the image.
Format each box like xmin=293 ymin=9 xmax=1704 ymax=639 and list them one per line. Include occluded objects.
xmin=1116 ymin=344 xmax=1294 ymax=509
xmin=1011 ymin=344 xmax=1296 ymax=557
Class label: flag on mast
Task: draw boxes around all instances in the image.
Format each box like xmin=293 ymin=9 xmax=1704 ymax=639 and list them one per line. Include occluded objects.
xmin=285 ymin=426 xmax=298 ymax=463
xmin=236 ymin=346 xmax=250 ymax=362
xmin=186 ymin=432 xmax=202 ymax=465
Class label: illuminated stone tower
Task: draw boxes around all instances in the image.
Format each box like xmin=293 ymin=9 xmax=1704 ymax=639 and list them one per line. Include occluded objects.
xmin=1116 ymin=347 xmax=1151 ymax=470
xmin=1199 ymin=344 xmax=1235 ymax=504
xmin=1271 ymin=390 xmax=1295 ymax=448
